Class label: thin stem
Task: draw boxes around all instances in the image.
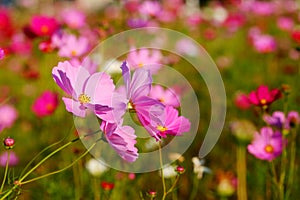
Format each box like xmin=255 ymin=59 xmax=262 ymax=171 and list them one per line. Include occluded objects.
xmin=189 ymin=175 xmax=199 ymax=200
xmin=279 ymin=148 xmax=286 ymax=200
xmin=19 ymin=142 xmax=96 ymax=185
xmin=158 ymin=141 xmax=166 ymax=199
xmin=237 ymin=145 xmax=247 ymax=200
xmin=285 ymin=128 xmax=297 ymax=199
xmin=0 ymin=151 xmax=10 ymax=192
xmin=93 ymin=178 xmax=100 ymax=200
xmin=165 ymin=176 xmax=180 ymax=196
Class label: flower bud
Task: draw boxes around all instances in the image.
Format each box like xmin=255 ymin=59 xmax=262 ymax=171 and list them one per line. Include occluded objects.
xmin=176 ymin=166 xmax=185 ymax=175
xmin=147 ymin=191 xmax=157 ymax=198
xmin=3 ymin=137 xmax=15 ymax=149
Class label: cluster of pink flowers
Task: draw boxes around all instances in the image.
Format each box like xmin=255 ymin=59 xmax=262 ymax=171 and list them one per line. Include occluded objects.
xmin=52 ymin=56 xmax=190 ymax=162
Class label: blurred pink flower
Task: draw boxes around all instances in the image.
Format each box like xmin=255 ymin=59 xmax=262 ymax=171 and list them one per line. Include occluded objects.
xmin=139 ymin=1 xmax=162 ymax=17
xmin=127 ymin=48 xmax=163 ymax=74
xmin=149 ymin=85 xmax=180 ymax=107
xmin=247 ymin=127 xmax=284 ymax=161
xmin=0 ymin=104 xmax=18 ymax=132
xmin=10 ymin=33 xmax=32 ymax=55
xmin=157 ymin=10 xmax=176 ymax=23
xmin=291 ymin=29 xmax=300 ymax=44
xmin=100 ymin=122 xmax=138 ymax=162
xmin=29 ymin=15 xmax=59 ymax=37
xmin=0 ymin=151 xmax=19 ymax=167
xmin=251 ymin=1 xmax=275 ymax=16
xmin=32 ymin=91 xmax=59 ymax=117
xmin=175 ymin=38 xmax=199 ymax=57
xmin=234 ymin=92 xmax=251 ymax=110
xmin=0 ymin=48 xmax=4 ymax=59
xmin=0 ymin=7 xmax=14 ymax=40
xmin=223 ymin=13 xmax=245 ymax=32
xmin=247 ymin=85 xmax=281 ymax=108
xmin=58 ymin=34 xmax=89 ymax=58
xmin=61 ymin=9 xmax=86 ymax=29
xmin=252 ymin=34 xmax=277 ymax=53
xmin=127 ymin=18 xmax=148 ymax=28
xmin=277 ymin=17 xmax=294 ymax=32
xmin=124 ymin=0 xmax=140 ymax=13
xmin=263 ymin=111 xmax=300 ymax=130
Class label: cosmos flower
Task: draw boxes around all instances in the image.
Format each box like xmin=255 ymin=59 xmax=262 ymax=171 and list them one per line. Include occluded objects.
xmin=60 ymin=8 xmax=86 ymax=29
xmin=149 ymin=85 xmax=180 ymax=107
xmin=0 ymin=104 xmax=18 ymax=132
xmin=101 ymin=181 xmax=115 ymax=191
xmin=0 ymin=151 xmax=19 ymax=167
xmin=263 ymin=111 xmax=300 ymax=130
xmin=139 ymin=1 xmax=162 ymax=17
xmin=52 ymin=61 xmax=114 ymax=119
xmin=247 ymin=127 xmax=284 ymax=161
xmin=116 ymin=61 xmax=165 ymax=140
xmin=58 ymin=34 xmax=89 ymax=58
xmin=29 ymin=15 xmax=59 ymax=37
xmin=234 ymin=92 xmax=251 ymax=110
xmin=100 ymin=122 xmax=138 ymax=162
xmin=31 ymin=91 xmax=59 ymax=117
xmin=145 ymin=105 xmax=191 ymax=139
xmin=252 ymin=34 xmax=277 ymax=53
xmin=277 ymin=17 xmax=294 ymax=32
xmin=0 ymin=48 xmax=4 ymax=59
xmin=127 ymin=47 xmax=163 ymax=74
xmin=247 ymin=85 xmax=281 ymax=108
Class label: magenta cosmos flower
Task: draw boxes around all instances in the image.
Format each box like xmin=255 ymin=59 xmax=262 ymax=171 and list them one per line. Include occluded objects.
xmin=252 ymin=34 xmax=277 ymax=53
xmin=127 ymin=48 xmax=163 ymax=74
xmin=247 ymin=127 xmax=284 ymax=161
xmin=0 ymin=104 xmax=18 ymax=132
xmin=29 ymin=15 xmax=59 ymax=37
xmin=146 ymin=105 xmax=191 ymax=138
xmin=247 ymin=85 xmax=281 ymax=108
xmin=0 ymin=48 xmax=4 ymax=59
xmin=149 ymin=85 xmax=180 ymax=107
xmin=32 ymin=91 xmax=59 ymax=117
xmin=58 ymin=34 xmax=89 ymax=58
xmin=100 ymin=121 xmax=138 ymax=162
xmin=52 ymin=61 xmax=114 ymax=119
xmin=263 ymin=111 xmax=300 ymax=130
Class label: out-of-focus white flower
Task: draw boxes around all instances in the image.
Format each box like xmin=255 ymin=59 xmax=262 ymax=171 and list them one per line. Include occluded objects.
xmin=212 ymin=6 xmax=228 ymax=24
xmin=85 ymin=158 xmax=108 ymax=177
xmin=168 ymin=153 xmax=185 ymax=163
xmin=159 ymin=165 xmax=177 ymax=179
xmin=192 ymin=157 xmax=211 ymax=179
xmin=101 ymin=59 xmax=122 ymax=75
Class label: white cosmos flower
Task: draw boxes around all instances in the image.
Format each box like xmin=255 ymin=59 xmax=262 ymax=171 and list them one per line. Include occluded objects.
xmin=85 ymin=158 xmax=108 ymax=177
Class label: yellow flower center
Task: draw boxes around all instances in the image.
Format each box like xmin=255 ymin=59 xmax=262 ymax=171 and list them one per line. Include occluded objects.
xmin=46 ymin=103 xmax=54 ymax=111
xmin=41 ymin=25 xmax=49 ymax=34
xmin=264 ymin=144 xmax=274 ymax=153
xmin=78 ymin=94 xmax=91 ymax=104
xmin=260 ymin=99 xmax=267 ymax=105
xmin=138 ymin=63 xmax=144 ymax=68
xmin=71 ymin=50 xmax=77 ymax=57
xmin=157 ymin=125 xmax=167 ymax=132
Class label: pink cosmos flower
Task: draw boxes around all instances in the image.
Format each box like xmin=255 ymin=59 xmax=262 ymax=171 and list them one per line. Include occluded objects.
xmin=223 ymin=13 xmax=245 ymax=32
xmin=145 ymin=106 xmax=191 ymax=138
xmin=52 ymin=61 xmax=114 ymax=119
xmin=234 ymin=92 xmax=251 ymax=110
xmin=114 ymin=61 xmax=165 ymax=140
xmin=0 ymin=7 xmax=14 ymax=40
xmin=29 ymin=15 xmax=59 ymax=37
xmin=139 ymin=1 xmax=162 ymax=17
xmin=149 ymin=85 xmax=180 ymax=107
xmin=247 ymin=85 xmax=282 ymax=108
xmin=291 ymin=29 xmax=300 ymax=44
xmin=127 ymin=48 xmax=163 ymax=74
xmin=58 ymin=34 xmax=89 ymax=58
xmin=10 ymin=33 xmax=32 ymax=56
xmin=277 ymin=17 xmax=294 ymax=32
xmin=0 ymin=151 xmax=19 ymax=167
xmin=247 ymin=127 xmax=284 ymax=161
xmin=100 ymin=122 xmax=138 ymax=162
xmin=127 ymin=18 xmax=148 ymax=28
xmin=0 ymin=48 xmax=4 ymax=59
xmin=175 ymin=38 xmax=199 ymax=57
xmin=0 ymin=104 xmax=18 ymax=132
xmin=32 ymin=91 xmax=59 ymax=117
xmin=251 ymin=1 xmax=276 ymax=16
xmin=61 ymin=9 xmax=86 ymax=29
xmin=263 ymin=111 xmax=300 ymax=130
xmin=252 ymin=34 xmax=277 ymax=53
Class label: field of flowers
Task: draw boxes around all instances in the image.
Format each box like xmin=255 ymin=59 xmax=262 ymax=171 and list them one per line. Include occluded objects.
xmin=0 ymin=0 xmax=300 ymax=199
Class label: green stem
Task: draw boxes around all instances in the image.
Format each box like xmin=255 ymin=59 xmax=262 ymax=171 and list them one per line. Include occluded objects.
xmin=285 ymin=128 xmax=297 ymax=199
xmin=0 ymin=151 xmax=10 ymax=192
xmin=279 ymin=148 xmax=286 ymax=200
xmin=19 ymin=142 xmax=95 ymax=185
xmin=158 ymin=142 xmax=167 ymax=200
xmin=189 ymin=175 xmax=199 ymax=200
xmin=93 ymin=178 xmax=100 ymax=200
xmin=165 ymin=176 xmax=180 ymax=196
xmin=237 ymin=145 xmax=247 ymax=200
